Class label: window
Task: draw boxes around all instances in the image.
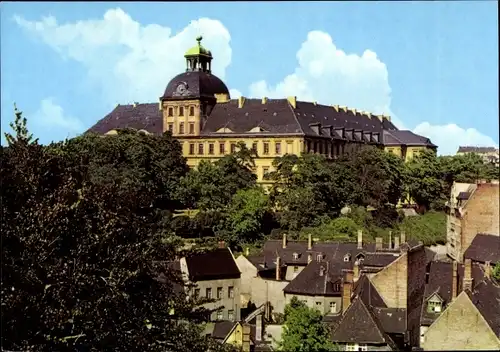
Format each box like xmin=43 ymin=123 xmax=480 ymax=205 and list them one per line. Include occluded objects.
xmin=219 ymin=143 xmax=226 ymax=155
xmin=287 ymin=142 xmax=293 ymax=154
xmin=427 ymin=300 xmax=442 ymax=313
xmin=179 ymin=106 xmax=184 ymax=116
xmin=189 ymin=143 xmax=195 ymax=155
xmin=230 ymin=143 xmax=237 ymax=154
xmin=293 ymin=253 xmax=299 ymax=260
xmin=168 ymin=123 xmax=174 ymax=133
xmin=206 ymin=288 xmax=212 ymax=299
xmin=344 ymin=254 xmax=351 ymax=262
xmin=189 ymin=123 xmax=195 ymax=134
xmin=228 ymin=310 xmax=234 ymax=321
xmin=208 ymin=143 xmax=215 ymax=155
xmin=168 ymin=107 xmax=173 ymax=117
xmin=252 ymin=142 xmax=258 ymax=152
xmin=228 ymin=286 xmax=234 ymax=298
xmin=194 ymin=288 xmax=200 ymax=298
xmin=317 ymin=254 xmax=323 ymax=261
xmin=263 ymin=167 xmax=269 ymax=177
xmin=217 ymin=287 xmax=223 ymax=299
xmin=329 ymin=302 xmax=337 ymax=313
xmin=189 ymin=106 xmax=195 ymax=116
xmin=316 ymin=301 xmax=322 ymax=308
xmin=275 ymin=142 xmax=281 ymax=155
xmin=345 ymin=344 xmax=367 ymax=352
xmin=388 ymin=149 xmax=394 ymax=154
xmin=293 ymin=266 xmax=299 ymax=273
xmin=263 ymin=142 xmax=270 ymax=155
xmin=179 ymin=122 xmax=185 ymax=134
xmin=198 ymin=143 xmax=204 ymax=155
xmin=216 ymin=310 xmax=223 ymax=320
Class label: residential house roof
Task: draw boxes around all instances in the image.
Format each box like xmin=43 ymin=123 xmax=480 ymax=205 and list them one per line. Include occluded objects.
xmin=383 ymin=129 xmax=437 ymax=148
xmin=185 ymin=248 xmax=241 ymax=281
xmin=463 ymin=234 xmax=500 ymax=264
xmin=457 ymin=146 xmax=499 ymax=154
xmin=469 ymin=278 xmax=500 ymax=337
xmin=211 ymin=321 xmax=238 ymax=340
xmin=331 ymin=298 xmax=395 ymax=346
xmin=371 ymin=307 xmax=407 ymax=334
xmin=283 ymin=260 xmax=343 ymax=296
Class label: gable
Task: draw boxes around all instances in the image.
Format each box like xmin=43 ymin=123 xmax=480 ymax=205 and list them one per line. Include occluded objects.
xmin=370 ymin=253 xmax=408 ymax=308
xmin=428 ymin=293 xmax=444 ymax=304
xmin=248 ymin=126 xmax=268 ymax=133
xmin=216 ymin=127 xmax=234 ymax=133
xmin=422 ymin=292 xmax=500 ymax=350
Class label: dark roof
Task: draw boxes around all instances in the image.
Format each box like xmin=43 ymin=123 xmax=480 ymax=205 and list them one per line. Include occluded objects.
xmin=463 ymin=234 xmax=500 ymax=264
xmin=470 ymin=278 xmax=500 ymax=337
xmin=185 ymin=248 xmax=241 ymax=281
xmin=161 ymin=71 xmax=229 ymax=101
xmin=383 ymin=129 xmax=436 ymax=148
xmin=363 ymin=253 xmax=400 ymax=268
xmin=458 ymin=146 xmax=499 ymax=153
xmin=457 ymin=191 xmax=471 ymax=200
xmin=331 ymin=298 xmax=391 ymax=344
xmin=283 ymin=261 xmax=343 ymax=296
xmin=87 ymin=103 xmax=163 ymax=135
xmin=352 ymin=275 xmax=387 ymax=308
xmin=371 ymin=307 xmax=407 ymax=334
xmin=211 ymin=321 xmax=237 ymax=340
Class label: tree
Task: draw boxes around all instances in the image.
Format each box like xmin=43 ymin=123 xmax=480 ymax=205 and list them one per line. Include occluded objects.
xmin=1 ymin=111 xmax=227 ymax=351
xmin=279 ymin=297 xmax=338 ymax=352
xmin=492 ymin=263 xmax=500 ymax=282
xmin=219 ymin=187 xmax=271 ymax=247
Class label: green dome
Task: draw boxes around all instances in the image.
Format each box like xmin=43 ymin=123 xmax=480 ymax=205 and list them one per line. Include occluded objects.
xmin=184 ymin=36 xmax=212 ymax=58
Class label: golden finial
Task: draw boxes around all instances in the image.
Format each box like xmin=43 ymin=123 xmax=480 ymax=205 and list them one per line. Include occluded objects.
xmin=196 ymin=35 xmax=203 ymax=45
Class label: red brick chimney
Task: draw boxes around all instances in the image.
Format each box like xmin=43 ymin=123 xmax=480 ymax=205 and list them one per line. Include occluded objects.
xmin=342 ymin=270 xmax=354 ymax=314
xmin=218 ymin=240 xmax=225 ymax=249
xmin=452 ymin=261 xmax=458 ymax=299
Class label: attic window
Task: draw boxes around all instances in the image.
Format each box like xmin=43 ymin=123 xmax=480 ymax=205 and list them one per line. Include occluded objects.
xmin=245 ymin=112 xmax=249 ymax=116
xmin=293 ymin=252 xmax=299 ymax=260
xmin=316 ymin=253 xmax=323 ymax=261
xmin=427 ymin=300 xmax=442 ymax=313
xmin=343 ymin=254 xmax=351 ymax=262
xmin=273 ymin=112 xmax=277 ymax=116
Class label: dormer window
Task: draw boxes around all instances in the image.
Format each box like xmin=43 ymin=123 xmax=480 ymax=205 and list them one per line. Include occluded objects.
xmin=344 ymin=254 xmax=351 ymax=262
xmin=293 ymin=252 xmax=299 ymax=260
xmin=427 ymin=294 xmax=443 ymax=313
xmin=316 ymin=253 xmax=323 ymax=261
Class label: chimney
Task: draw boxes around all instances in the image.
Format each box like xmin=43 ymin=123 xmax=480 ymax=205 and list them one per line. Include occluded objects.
xmin=340 ymin=106 xmax=348 ymax=113
xmin=262 ymin=97 xmax=268 ymax=104
xmin=218 ymin=240 xmax=225 ymax=249
xmin=388 ymin=231 xmax=393 ymax=249
xmin=245 ymin=247 xmax=250 ymax=256
xmin=238 ymin=96 xmax=246 ymax=108
xmin=158 ymin=100 xmax=162 ymax=111
xmin=484 ymin=261 xmax=491 ymax=278
xmin=242 ymin=324 xmax=251 ymax=352
xmin=319 ymin=266 xmax=325 ymax=277
xmin=375 ymin=237 xmax=383 ymax=251
xmin=357 ymin=230 xmax=363 ymax=249
xmin=452 ymin=261 xmax=458 ymax=299
xmin=308 ymin=233 xmax=312 ymax=250
xmin=308 ymin=254 xmax=312 ymax=264
xmin=342 ymin=270 xmax=353 ymax=314
xmin=463 ymin=259 xmax=473 ymax=291
xmin=400 ymin=231 xmax=406 ymax=244
xmin=353 ymin=260 xmax=360 ymax=282
xmin=282 ymin=233 xmax=287 ymax=249
xmin=394 ymin=236 xmax=400 ymax=250
xmin=256 ymin=314 xmax=263 ymax=342
xmin=313 ymin=101 xmax=317 ymax=106
xmin=287 ymin=96 xmax=297 ymax=109
xmin=275 ymin=256 xmax=281 ymax=281
xmin=333 ymin=105 xmax=339 ymax=112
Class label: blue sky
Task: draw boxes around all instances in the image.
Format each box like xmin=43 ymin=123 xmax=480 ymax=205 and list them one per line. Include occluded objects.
xmin=1 ymin=1 xmax=498 ymax=155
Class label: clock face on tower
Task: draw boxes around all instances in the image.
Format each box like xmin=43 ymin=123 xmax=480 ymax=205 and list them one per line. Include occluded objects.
xmin=174 ymin=82 xmax=189 ymax=96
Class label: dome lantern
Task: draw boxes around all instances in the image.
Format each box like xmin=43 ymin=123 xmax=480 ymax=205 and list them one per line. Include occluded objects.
xmin=184 ymin=36 xmax=213 ymax=73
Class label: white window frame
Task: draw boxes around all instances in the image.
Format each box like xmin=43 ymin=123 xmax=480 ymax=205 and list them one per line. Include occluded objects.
xmin=329 ymin=301 xmax=337 ymax=313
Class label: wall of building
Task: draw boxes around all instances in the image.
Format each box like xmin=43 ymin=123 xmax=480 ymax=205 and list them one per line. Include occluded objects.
xmin=371 ymin=253 xmax=408 ymax=309
xmin=193 ymin=277 xmax=241 ymax=321
xmin=225 ymin=323 xmax=243 ymax=347
xmin=406 ymin=246 xmax=428 ymax=348
xmin=421 ymin=292 xmax=500 ymax=350
xmin=285 ymin=265 xmax=306 ymax=281
xmin=235 ymin=256 xmax=258 ymax=296
xmin=460 ymin=183 xmax=500 ymax=260
xmin=250 ymin=278 xmax=289 ymax=315
xmin=339 ymin=343 xmax=392 ymax=351
xmin=284 ymin=293 xmax=342 ymax=315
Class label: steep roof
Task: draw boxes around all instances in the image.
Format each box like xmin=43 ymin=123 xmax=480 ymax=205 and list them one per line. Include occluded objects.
xmin=470 ymin=278 xmax=500 ymax=337
xmin=211 ymin=321 xmax=238 ymax=340
xmin=383 ymin=129 xmax=437 ymax=148
xmin=352 ymin=274 xmax=387 ymax=308
xmin=331 ymin=298 xmax=391 ymax=344
xmin=283 ymin=261 xmax=343 ymax=296
xmin=185 ymin=248 xmax=241 ymax=281
xmin=463 ymin=234 xmax=500 ymax=264
xmin=371 ymin=307 xmax=407 ymax=334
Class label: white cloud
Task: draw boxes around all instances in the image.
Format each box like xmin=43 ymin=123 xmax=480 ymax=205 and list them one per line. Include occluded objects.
xmin=14 ymin=9 xmax=236 ymax=105
xmin=229 ymin=89 xmax=242 ymax=98
xmin=31 ymin=98 xmax=84 ymax=142
xmin=413 ymin=122 xmax=499 ymax=156
xmin=247 ymin=30 xmax=406 ymax=128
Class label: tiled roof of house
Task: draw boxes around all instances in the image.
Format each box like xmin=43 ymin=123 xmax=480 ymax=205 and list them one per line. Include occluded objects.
xmin=457 ymin=146 xmax=499 ymax=154
xmin=331 ymin=298 xmax=393 ymax=345
xmin=211 ymin=320 xmax=237 ymax=340
xmin=363 ymin=253 xmax=401 ymax=268
xmin=283 ymin=260 xmax=344 ymax=296
xmin=162 ymin=71 xmax=229 ymax=101
xmin=371 ymin=307 xmax=407 ymax=334
xmin=469 ymin=278 xmax=500 ymax=337
xmin=87 ymin=99 xmax=435 ymax=148
xmin=185 ymin=248 xmax=241 ymax=281
xmin=463 ymin=234 xmax=500 ymax=264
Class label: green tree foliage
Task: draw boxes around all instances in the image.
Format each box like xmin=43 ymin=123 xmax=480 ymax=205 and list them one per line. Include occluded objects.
xmin=300 ymin=217 xmax=362 ymax=243
xmin=279 ymin=297 xmax=338 ymax=352
xmin=492 ymin=263 xmax=500 ymax=282
xmin=1 ymin=114 xmax=226 ymax=351
xmin=180 ymin=142 xmax=257 ymax=210
xmin=219 ymin=187 xmax=271 ymax=247
xmin=399 ymin=211 xmax=447 ymax=245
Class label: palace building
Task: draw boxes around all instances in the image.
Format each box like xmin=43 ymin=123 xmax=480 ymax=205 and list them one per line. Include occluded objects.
xmin=88 ymin=36 xmax=437 ymax=185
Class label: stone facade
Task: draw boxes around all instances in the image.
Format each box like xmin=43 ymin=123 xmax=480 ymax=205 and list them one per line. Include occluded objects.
xmin=284 ymin=293 xmax=342 ymax=315
xmin=370 ymin=252 xmax=408 ymax=309
xmin=191 ymin=277 xmax=241 ymax=321
xmin=421 ymin=291 xmax=500 ymax=350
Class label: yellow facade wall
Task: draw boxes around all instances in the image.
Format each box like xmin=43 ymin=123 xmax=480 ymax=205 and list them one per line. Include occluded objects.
xmin=225 ymin=323 xmax=244 ymax=346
